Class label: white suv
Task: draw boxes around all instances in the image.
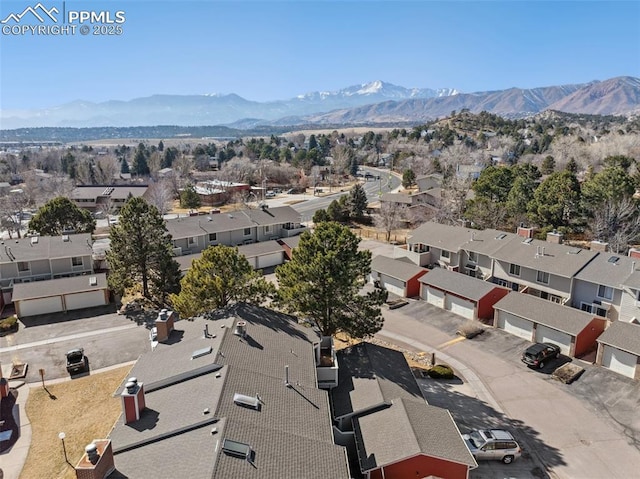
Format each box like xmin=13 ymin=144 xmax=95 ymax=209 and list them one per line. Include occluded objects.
xmin=462 ymin=429 xmax=522 ymax=464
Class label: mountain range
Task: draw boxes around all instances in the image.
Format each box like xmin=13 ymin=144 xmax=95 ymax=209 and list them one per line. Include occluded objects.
xmin=1 ymin=77 xmax=639 ymax=130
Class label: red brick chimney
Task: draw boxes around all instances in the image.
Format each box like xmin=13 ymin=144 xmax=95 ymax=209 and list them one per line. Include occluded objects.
xmin=120 ymin=377 xmax=145 ymax=424
xmin=629 ymin=248 xmax=640 ymax=259
xmin=0 ymin=377 xmax=9 ymax=398
xmin=154 ymin=309 xmax=175 ymax=342
xmin=517 ymin=225 xmax=534 ymax=238
xmin=75 ymin=440 xmax=115 ymax=479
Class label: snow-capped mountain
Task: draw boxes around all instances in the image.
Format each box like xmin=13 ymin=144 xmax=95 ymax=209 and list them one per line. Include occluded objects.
xmin=296 ymin=80 xmax=458 ymax=102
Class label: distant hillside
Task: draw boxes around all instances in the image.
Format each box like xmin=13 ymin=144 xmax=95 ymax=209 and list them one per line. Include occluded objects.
xmin=302 ymin=79 xmax=640 ymax=124
xmin=1 ymin=77 xmax=638 ymax=132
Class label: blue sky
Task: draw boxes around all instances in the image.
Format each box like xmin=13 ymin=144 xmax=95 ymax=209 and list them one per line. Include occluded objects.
xmin=1 ymin=0 xmax=639 ymax=110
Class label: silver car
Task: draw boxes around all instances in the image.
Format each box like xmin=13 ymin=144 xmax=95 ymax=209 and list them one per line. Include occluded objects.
xmin=462 ymin=429 xmax=522 ymax=464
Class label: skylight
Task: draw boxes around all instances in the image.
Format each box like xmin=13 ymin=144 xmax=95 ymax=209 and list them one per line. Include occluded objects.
xmin=495 ymin=233 xmax=507 ymax=240
xmin=222 ymin=438 xmax=252 ymax=459
xmin=522 ymin=238 xmax=533 ymax=244
xmin=608 ymin=256 xmax=620 ymax=264
xmin=233 ymin=393 xmax=261 ymax=410
xmin=191 ymin=346 xmax=212 ymax=360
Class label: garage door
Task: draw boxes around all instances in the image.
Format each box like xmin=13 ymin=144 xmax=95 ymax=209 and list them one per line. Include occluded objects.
xmin=445 ymin=295 xmax=475 ymax=320
xmin=535 ymin=325 xmax=571 ymax=355
xmin=257 ymin=251 xmax=284 ymax=270
xmin=424 ymin=286 xmax=444 ymax=307
xmin=602 ymin=346 xmax=637 ymax=379
xmin=497 ymin=312 xmax=533 ymax=340
xmin=65 ymin=290 xmax=107 ymax=311
xmin=379 ymin=274 xmax=406 ymax=298
xmin=18 ymin=296 xmax=63 ymax=317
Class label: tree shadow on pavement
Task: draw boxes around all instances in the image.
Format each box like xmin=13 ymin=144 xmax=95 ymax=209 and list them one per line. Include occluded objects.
xmin=419 ymin=378 xmax=564 ymax=479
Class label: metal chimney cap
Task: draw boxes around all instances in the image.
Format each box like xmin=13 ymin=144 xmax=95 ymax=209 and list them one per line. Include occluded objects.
xmin=125 ymin=381 xmax=137 ymax=393
xmin=128 ymin=377 xmax=138 ymax=384
xmin=85 ymin=443 xmax=98 ymax=454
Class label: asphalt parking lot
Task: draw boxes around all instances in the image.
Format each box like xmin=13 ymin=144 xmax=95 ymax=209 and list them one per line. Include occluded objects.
xmin=0 ymin=306 xmax=155 ymax=382
xmin=382 ymin=300 xmax=640 ymax=477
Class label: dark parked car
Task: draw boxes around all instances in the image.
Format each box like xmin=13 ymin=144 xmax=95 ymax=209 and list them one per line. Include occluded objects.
xmin=521 ymin=342 xmax=561 ymax=369
xmin=66 ymin=348 xmax=88 ymax=374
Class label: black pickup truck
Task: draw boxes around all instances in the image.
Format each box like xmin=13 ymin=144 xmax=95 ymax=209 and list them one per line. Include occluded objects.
xmin=66 ymin=348 xmax=87 ymax=374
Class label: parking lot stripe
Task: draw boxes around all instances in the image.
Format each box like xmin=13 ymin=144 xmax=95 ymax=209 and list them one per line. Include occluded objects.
xmin=436 ymin=336 xmax=466 ymax=350
xmin=0 ymin=323 xmax=138 ymax=353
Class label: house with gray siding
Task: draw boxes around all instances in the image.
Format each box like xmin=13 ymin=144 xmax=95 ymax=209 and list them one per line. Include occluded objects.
xmin=166 ymin=206 xmax=304 ymax=256
xmin=572 ymin=250 xmax=640 ymax=321
xmin=0 ymin=233 xmax=94 ymax=305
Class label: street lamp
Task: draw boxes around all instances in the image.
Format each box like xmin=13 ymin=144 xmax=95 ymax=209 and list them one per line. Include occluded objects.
xmin=59 ymin=431 xmax=70 ymax=465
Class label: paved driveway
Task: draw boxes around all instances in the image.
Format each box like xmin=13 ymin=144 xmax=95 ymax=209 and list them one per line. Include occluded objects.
xmin=379 ymin=301 xmax=640 ymax=479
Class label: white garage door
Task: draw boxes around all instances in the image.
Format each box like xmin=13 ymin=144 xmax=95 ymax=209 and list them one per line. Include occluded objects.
xmin=257 ymin=252 xmax=284 ymax=270
xmin=18 ymin=296 xmax=63 ymax=317
xmin=379 ymin=274 xmax=406 ymax=298
xmin=65 ymin=290 xmax=107 ymax=311
xmin=497 ymin=312 xmax=533 ymax=340
xmin=424 ymin=286 xmax=444 ymax=307
xmin=602 ymin=346 xmax=637 ymax=379
xmin=445 ymin=295 xmax=475 ymax=319
xmin=535 ymin=325 xmax=571 ymax=355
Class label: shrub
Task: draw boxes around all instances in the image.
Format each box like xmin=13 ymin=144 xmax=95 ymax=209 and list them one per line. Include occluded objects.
xmin=0 ymin=315 xmax=18 ymax=333
xmin=428 ymin=364 xmax=454 ymax=379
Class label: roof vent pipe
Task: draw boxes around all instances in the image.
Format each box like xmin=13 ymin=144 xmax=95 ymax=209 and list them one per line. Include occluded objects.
xmin=85 ymin=443 xmax=100 ymax=465
xmin=284 ymin=365 xmax=291 ymax=388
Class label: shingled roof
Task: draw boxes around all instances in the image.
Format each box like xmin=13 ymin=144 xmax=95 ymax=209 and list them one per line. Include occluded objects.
xmin=354 ymin=398 xmax=477 ymax=472
xmin=108 ymin=303 xmax=348 ymax=479
xmin=371 ymin=255 xmax=428 ymax=282
xmin=597 ymin=321 xmax=640 ymax=356
xmin=493 ymin=292 xmax=598 ymax=335
xmin=419 ymin=267 xmax=504 ymax=301
xmin=331 ymin=342 xmax=423 ymax=419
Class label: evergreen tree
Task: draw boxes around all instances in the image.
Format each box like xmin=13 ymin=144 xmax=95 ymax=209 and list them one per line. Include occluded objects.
xmin=132 ymin=143 xmax=150 ymax=176
xmin=348 ymin=183 xmax=368 ymax=218
xmin=276 ymin=222 xmax=387 ymax=338
xmin=170 ymin=245 xmax=275 ymax=318
xmin=402 ymin=169 xmax=416 ymax=188
xmin=107 ymin=197 xmax=180 ymax=301
xmin=121 ymin=157 xmax=130 ymax=174
xmin=180 ymin=184 xmax=201 ymax=209
xmin=28 ymin=197 xmax=95 ymax=236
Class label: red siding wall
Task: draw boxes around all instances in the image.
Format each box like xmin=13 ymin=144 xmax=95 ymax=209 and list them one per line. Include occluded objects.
xmin=406 ymin=271 xmax=428 ymax=298
xmin=369 ymin=455 xmax=469 ymax=479
xmin=574 ymin=317 xmax=606 ymax=357
xmin=477 ymin=287 xmax=510 ymax=320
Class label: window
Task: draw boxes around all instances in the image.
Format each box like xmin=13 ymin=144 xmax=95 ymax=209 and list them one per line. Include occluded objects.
xmin=509 ymin=263 xmax=520 ymax=276
xmin=243 ymin=228 xmax=251 ymax=236
xmin=188 ymin=237 xmax=196 ymax=245
xmin=264 ymin=225 xmax=271 ymax=233
xmin=536 ymin=270 xmax=550 ymax=284
xmin=597 ymin=285 xmax=613 ymax=301
xmin=209 ymin=233 xmax=217 ymax=242
xmin=468 ymin=251 xmax=477 ymax=262
xmin=441 ymin=250 xmax=450 ymax=259
xmin=17 ymin=261 xmax=30 ymax=272
xmin=71 ymin=257 xmax=83 ymax=267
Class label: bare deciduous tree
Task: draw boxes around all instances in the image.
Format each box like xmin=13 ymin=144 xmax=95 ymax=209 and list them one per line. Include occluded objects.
xmin=591 ymin=197 xmax=640 ymax=254
xmin=94 ymin=157 xmax=119 ymax=184
xmin=146 ymin=181 xmax=174 ymax=216
xmin=375 ymin=201 xmax=406 ymax=242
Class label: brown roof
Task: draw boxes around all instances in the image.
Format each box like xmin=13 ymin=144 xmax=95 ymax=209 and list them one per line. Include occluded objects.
xmin=11 ymin=273 xmax=107 ymax=301
xmin=354 ymin=398 xmax=477 ymax=472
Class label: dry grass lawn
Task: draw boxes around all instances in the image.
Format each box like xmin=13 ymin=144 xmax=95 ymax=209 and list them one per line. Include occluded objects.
xmin=21 ymin=366 xmax=132 ymax=479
